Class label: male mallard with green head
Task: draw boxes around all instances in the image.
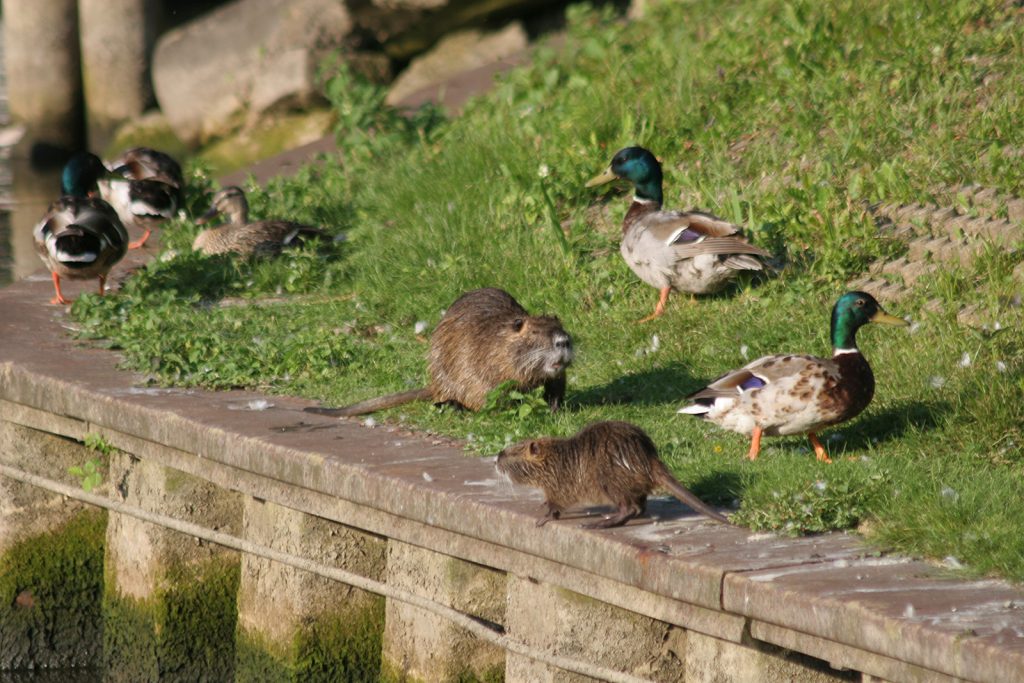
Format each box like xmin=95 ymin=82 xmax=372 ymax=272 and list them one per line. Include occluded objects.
xmin=193 ymin=186 xmax=325 ymax=257
xmin=34 ymin=153 xmax=128 ymax=304
xmin=98 ymin=147 xmax=184 ymax=249
xmin=587 ymin=146 xmax=770 ymax=321
xmin=679 ymin=292 xmax=908 ymax=462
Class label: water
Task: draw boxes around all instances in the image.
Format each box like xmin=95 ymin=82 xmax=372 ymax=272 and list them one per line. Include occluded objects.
xmin=0 ymin=20 xmax=70 ymax=288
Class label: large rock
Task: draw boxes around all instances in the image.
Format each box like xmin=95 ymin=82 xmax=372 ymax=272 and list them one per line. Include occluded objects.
xmin=152 ymin=0 xmax=355 ymax=146
xmin=351 ymin=0 xmax=549 ymax=59
xmin=385 ymin=22 xmax=528 ymax=107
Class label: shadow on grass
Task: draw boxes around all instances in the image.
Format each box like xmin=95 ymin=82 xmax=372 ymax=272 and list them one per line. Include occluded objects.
xmin=569 ymin=361 xmax=703 ymax=408
xmin=840 ymin=399 xmax=952 ymax=450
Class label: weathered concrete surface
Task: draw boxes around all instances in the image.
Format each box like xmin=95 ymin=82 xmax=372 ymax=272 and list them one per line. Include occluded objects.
xmin=78 ymin=0 xmax=160 ymax=151
xmin=2 ymin=0 xmax=82 ymax=151
xmin=0 ymin=420 xmax=96 ymax=554
xmin=682 ymin=630 xmax=849 ymax=683
xmin=382 ymin=540 xmax=505 ymax=681
xmin=505 ymin=573 xmax=684 ymax=682
xmin=152 ymin=0 xmax=354 ymax=145
xmin=725 ymin=557 xmax=1024 ymax=683
xmin=235 ymin=498 xmax=386 ymax=680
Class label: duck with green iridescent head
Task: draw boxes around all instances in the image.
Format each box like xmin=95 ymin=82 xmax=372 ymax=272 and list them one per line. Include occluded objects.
xmin=586 ymin=146 xmax=770 ymax=321
xmin=33 ymin=153 xmax=128 ymax=305
xmin=678 ymin=292 xmax=908 ymax=462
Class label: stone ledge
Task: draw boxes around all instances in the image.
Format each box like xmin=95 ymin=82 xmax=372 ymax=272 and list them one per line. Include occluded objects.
xmin=2 ymin=264 xmax=1024 ymax=682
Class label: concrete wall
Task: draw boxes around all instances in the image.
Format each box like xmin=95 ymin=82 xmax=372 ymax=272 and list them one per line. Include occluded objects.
xmin=0 ymin=264 xmax=1019 ymax=682
xmin=0 ymin=402 xmax=983 ymax=682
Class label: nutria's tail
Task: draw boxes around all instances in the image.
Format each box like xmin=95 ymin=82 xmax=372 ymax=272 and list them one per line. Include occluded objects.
xmin=304 ymin=388 xmax=433 ymax=417
xmin=652 ymin=461 xmax=732 ymax=525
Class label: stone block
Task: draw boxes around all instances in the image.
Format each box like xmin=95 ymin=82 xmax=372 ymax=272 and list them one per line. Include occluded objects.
xmin=103 ymin=452 xmax=243 ymax=682
xmin=1006 ymin=198 xmax=1024 ymax=224
xmin=684 ymin=630 xmax=848 ymax=683
xmin=386 ymin=22 xmax=528 ymax=106
xmin=382 ymin=540 xmax=506 ymax=682
xmin=352 ymin=0 xmax=547 ymax=59
xmin=752 ymin=621 xmax=958 ymax=682
xmin=152 ymin=0 xmax=354 ymax=145
xmin=504 ymin=574 xmax=684 ymax=682
xmin=235 ymin=498 xmax=386 ymax=682
xmin=2 ymin=0 xmax=83 ymax=150
xmin=0 ymin=421 xmax=106 ymax=670
xmin=78 ymin=0 xmax=160 ymax=151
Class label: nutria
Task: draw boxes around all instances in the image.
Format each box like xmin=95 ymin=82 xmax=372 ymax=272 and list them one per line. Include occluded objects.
xmin=305 ymin=288 xmax=574 ymax=417
xmin=497 ymin=421 xmax=730 ymax=527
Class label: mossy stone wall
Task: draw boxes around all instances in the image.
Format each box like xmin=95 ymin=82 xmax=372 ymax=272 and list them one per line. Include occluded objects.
xmin=234 ymin=498 xmax=388 ymax=682
xmin=0 ymin=510 xmax=106 ymax=672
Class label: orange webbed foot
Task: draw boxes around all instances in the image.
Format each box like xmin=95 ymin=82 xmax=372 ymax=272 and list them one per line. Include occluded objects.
xmin=128 ymin=229 xmax=152 ymax=249
xmin=636 ymin=287 xmax=671 ymax=323
xmin=809 ymin=433 xmax=832 ymax=463
xmin=746 ymin=425 xmax=763 ymax=461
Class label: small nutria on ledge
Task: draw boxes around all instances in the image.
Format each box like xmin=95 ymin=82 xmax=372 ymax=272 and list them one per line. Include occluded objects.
xmin=305 ymin=288 xmax=574 ymax=417
xmin=497 ymin=421 xmax=731 ymax=527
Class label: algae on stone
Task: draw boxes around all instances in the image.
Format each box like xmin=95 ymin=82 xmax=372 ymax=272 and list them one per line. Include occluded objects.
xmin=0 ymin=510 xmax=106 ymax=671
xmin=236 ymin=595 xmax=385 ymax=683
xmin=103 ymin=555 xmax=240 ymax=682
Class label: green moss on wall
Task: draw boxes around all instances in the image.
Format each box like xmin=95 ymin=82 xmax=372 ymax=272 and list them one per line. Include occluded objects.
xmin=0 ymin=510 xmax=106 ymax=671
xmin=236 ymin=594 xmax=384 ymax=683
xmin=103 ymin=555 xmax=240 ymax=682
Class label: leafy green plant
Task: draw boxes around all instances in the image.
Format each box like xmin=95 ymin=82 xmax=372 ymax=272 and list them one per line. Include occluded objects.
xmin=69 ymin=433 xmax=114 ymax=492
xmin=481 ymin=381 xmax=552 ymax=420
xmin=68 ymin=459 xmax=104 ymax=493
xmin=83 ymin=433 xmax=114 ymax=456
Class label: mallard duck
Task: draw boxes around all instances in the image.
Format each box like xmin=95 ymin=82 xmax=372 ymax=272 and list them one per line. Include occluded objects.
xmin=679 ymin=292 xmax=908 ymax=462
xmin=98 ymin=147 xmax=183 ymax=249
xmin=586 ymin=146 xmax=770 ymax=321
xmin=33 ymin=153 xmax=128 ymax=304
xmin=192 ymin=186 xmax=325 ymax=257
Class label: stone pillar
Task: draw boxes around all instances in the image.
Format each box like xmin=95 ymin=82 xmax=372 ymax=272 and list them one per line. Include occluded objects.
xmin=78 ymin=0 xmax=161 ymax=152
xmin=103 ymin=453 xmax=242 ymax=683
xmin=504 ymin=574 xmax=686 ymax=683
xmin=683 ymin=630 xmax=848 ymax=682
xmin=234 ymin=498 xmax=387 ymax=681
xmin=0 ymin=421 xmax=105 ymax=671
xmin=382 ymin=540 xmax=506 ymax=682
xmin=3 ymin=0 xmax=83 ymax=152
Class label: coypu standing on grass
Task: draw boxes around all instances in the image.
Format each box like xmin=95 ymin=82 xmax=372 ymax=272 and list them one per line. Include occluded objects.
xmin=497 ymin=421 xmax=731 ymax=527
xmin=305 ymin=288 xmax=574 ymax=417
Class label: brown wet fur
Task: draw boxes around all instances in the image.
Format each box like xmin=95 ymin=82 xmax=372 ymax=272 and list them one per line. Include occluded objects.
xmin=306 ymin=288 xmax=573 ymax=417
xmin=497 ymin=421 xmax=730 ymax=528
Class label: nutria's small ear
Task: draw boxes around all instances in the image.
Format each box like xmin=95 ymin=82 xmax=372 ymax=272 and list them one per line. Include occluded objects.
xmin=512 ymin=318 xmax=525 ymax=332
xmin=525 ymin=441 xmax=544 ymax=463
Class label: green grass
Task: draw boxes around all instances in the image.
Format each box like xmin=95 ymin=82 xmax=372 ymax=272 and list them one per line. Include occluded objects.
xmin=72 ymin=0 xmax=1024 ymax=579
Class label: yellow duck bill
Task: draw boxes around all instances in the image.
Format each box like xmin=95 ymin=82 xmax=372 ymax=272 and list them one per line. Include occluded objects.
xmin=585 ymin=167 xmax=618 ymax=187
